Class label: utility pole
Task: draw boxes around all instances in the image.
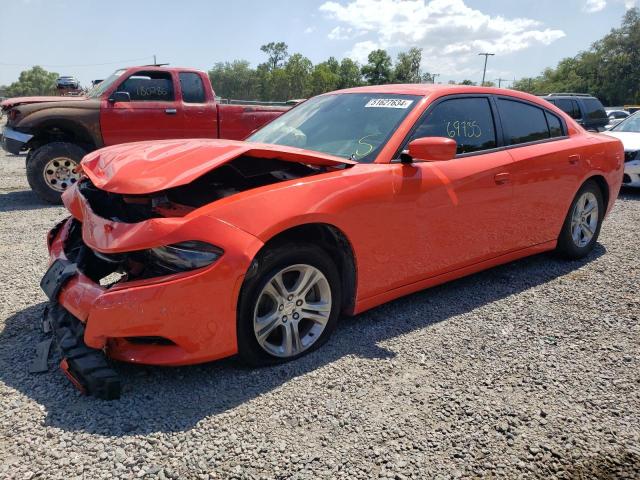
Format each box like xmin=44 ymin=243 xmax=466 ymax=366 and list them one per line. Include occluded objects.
xmin=478 ymin=53 xmax=494 ymax=86
xmin=153 ymin=54 xmax=157 ymax=65
xmin=431 ymin=73 xmax=440 ymax=84
xmin=496 ymin=78 xmax=508 ymax=88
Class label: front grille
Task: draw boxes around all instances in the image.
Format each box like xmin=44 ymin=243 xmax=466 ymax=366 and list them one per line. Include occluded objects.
xmin=625 ymin=151 xmax=638 ymax=162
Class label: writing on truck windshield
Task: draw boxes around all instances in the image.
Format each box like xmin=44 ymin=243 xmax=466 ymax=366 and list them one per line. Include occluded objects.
xmin=247 ymin=93 xmax=421 ymax=163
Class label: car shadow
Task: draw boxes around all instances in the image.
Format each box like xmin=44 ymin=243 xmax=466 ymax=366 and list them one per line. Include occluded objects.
xmin=0 ymin=245 xmax=605 ymax=435
xmin=619 ymin=186 xmax=640 ymax=200
xmin=0 ymin=190 xmax=60 ymax=213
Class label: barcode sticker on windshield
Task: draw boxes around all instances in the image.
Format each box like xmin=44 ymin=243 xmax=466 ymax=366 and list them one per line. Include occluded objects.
xmin=365 ymin=98 xmax=414 ymax=109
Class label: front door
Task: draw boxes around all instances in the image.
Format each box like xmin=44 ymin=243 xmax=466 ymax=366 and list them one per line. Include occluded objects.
xmin=101 ymin=70 xmax=183 ymax=145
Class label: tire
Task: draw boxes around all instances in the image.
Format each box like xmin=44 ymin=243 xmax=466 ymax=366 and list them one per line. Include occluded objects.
xmin=237 ymin=244 xmax=342 ymax=366
xmin=556 ymin=179 xmax=604 ymax=259
xmin=26 ymin=142 xmax=86 ymax=204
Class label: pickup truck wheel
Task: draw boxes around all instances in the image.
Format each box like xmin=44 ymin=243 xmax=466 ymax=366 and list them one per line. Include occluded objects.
xmin=26 ymin=142 xmax=85 ymax=204
xmin=237 ymin=244 xmax=341 ymax=366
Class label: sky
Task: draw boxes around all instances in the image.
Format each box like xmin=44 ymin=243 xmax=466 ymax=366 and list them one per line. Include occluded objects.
xmin=0 ymin=0 xmax=637 ymax=89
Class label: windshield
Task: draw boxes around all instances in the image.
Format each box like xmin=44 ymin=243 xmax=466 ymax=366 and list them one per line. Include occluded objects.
xmin=247 ymin=93 xmax=421 ymax=162
xmin=86 ymin=69 xmax=126 ymax=98
xmin=611 ymin=111 xmax=640 ymax=133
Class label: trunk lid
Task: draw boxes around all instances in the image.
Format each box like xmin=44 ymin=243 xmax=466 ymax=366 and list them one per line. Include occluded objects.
xmin=81 ymin=139 xmax=356 ymax=194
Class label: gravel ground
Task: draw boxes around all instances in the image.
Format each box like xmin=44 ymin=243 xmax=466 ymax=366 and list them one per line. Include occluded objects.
xmin=0 ymin=145 xmax=639 ymax=479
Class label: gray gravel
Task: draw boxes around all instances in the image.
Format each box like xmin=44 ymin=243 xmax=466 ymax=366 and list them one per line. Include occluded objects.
xmin=0 ymin=144 xmax=639 ymax=479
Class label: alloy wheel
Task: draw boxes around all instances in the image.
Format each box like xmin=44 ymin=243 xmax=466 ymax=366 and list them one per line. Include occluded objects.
xmin=253 ymin=264 xmax=332 ymax=358
xmin=570 ymin=191 xmax=599 ymax=248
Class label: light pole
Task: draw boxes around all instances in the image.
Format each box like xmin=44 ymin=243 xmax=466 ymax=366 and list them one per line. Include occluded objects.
xmin=431 ymin=73 xmax=440 ymax=84
xmin=478 ymin=53 xmax=494 ymax=86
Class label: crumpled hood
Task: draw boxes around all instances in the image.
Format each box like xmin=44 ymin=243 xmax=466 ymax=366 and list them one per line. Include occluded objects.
xmin=602 ymin=131 xmax=640 ymax=150
xmin=1 ymin=95 xmax=88 ymax=111
xmin=81 ymin=139 xmax=356 ymax=194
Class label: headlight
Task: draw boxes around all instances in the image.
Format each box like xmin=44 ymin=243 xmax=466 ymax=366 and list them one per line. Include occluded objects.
xmin=147 ymin=241 xmax=223 ymax=272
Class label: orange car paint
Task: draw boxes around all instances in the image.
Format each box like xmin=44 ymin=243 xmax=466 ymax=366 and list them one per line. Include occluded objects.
xmin=47 ymin=85 xmax=624 ymax=366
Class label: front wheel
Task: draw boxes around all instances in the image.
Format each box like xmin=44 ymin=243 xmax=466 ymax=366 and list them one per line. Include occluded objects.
xmin=556 ymin=180 xmax=604 ymax=259
xmin=237 ymin=244 xmax=342 ymax=366
xmin=26 ymin=142 xmax=86 ymax=204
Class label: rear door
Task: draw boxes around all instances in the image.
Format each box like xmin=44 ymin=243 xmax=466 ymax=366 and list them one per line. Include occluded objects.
xmin=178 ymin=72 xmax=217 ymax=138
xmin=101 ymin=70 xmax=183 ymax=145
xmin=496 ymin=97 xmax=578 ymax=248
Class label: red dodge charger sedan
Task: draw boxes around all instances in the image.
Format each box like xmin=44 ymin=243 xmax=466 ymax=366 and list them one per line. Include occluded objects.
xmin=40 ymin=85 xmax=624 ymax=398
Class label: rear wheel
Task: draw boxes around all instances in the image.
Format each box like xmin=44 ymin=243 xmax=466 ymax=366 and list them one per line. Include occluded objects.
xmin=237 ymin=244 xmax=341 ymax=366
xmin=556 ymin=180 xmax=604 ymax=259
xmin=26 ymin=142 xmax=85 ymax=204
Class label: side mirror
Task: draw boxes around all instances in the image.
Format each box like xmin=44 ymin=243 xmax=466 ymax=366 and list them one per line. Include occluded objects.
xmin=108 ymin=91 xmax=131 ymax=103
xmin=402 ymin=137 xmax=457 ymax=163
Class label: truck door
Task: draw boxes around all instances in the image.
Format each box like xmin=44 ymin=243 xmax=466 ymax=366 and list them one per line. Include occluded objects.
xmin=100 ymin=70 xmax=183 ymax=145
xmin=178 ymin=72 xmax=218 ymax=138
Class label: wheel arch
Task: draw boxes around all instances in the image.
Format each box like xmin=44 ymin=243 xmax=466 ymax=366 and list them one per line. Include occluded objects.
xmin=248 ymin=222 xmax=358 ymax=315
xmin=27 ymin=119 xmax=98 ymax=155
xmin=585 ymin=174 xmax=610 ymax=213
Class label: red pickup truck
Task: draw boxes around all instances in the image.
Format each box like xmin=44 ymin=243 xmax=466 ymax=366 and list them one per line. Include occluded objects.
xmin=1 ymin=66 xmax=293 ymax=203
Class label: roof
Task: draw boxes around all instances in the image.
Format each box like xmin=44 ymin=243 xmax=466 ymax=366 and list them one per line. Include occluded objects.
xmin=328 ymin=83 xmax=552 ymax=107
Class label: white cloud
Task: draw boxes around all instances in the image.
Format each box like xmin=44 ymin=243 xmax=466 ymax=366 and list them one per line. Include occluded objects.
xmin=584 ymin=0 xmax=638 ymax=12
xmin=304 ymin=26 xmax=317 ymax=34
xmin=319 ymin=0 xmax=566 ymax=75
xmin=584 ymin=0 xmax=607 ymax=11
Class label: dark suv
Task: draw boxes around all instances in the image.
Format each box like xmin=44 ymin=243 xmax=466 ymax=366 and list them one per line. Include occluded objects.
xmin=540 ymin=93 xmax=608 ymax=131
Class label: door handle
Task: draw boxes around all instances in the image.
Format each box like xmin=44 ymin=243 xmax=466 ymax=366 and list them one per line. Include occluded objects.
xmin=165 ymin=108 xmax=177 ymax=115
xmin=494 ymin=172 xmax=510 ymax=185
xmin=568 ymin=154 xmax=580 ymax=165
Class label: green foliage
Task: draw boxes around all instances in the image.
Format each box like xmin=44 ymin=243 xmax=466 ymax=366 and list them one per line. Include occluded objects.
xmin=361 ymin=49 xmax=393 ymax=85
xmin=4 ymin=66 xmax=59 ymax=97
xmin=394 ymin=48 xmax=423 ymax=83
xmin=514 ymin=8 xmax=640 ymax=105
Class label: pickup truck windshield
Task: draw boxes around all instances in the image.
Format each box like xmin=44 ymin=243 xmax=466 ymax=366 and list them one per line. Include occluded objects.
xmin=247 ymin=93 xmax=421 ymax=163
xmin=86 ymin=69 xmax=126 ymax=98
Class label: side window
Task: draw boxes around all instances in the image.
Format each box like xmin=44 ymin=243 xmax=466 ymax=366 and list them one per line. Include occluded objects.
xmin=545 ymin=111 xmax=564 ymax=138
xmin=554 ymin=99 xmax=581 ymax=119
xmin=179 ymin=72 xmax=206 ymax=103
xmin=409 ymin=97 xmax=497 ymax=154
xmin=583 ymin=98 xmax=607 ymax=120
xmin=497 ymin=99 xmax=550 ymax=145
xmin=118 ymin=71 xmax=174 ymax=101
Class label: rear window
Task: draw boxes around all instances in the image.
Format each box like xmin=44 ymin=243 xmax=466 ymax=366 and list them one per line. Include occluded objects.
xmin=545 ymin=111 xmax=564 ymax=137
xmin=583 ymin=98 xmax=607 ymax=120
xmin=179 ymin=72 xmax=206 ymax=103
xmin=119 ymin=71 xmax=174 ymax=102
xmin=553 ymin=98 xmax=581 ymax=119
xmin=498 ymin=99 xmax=550 ymax=145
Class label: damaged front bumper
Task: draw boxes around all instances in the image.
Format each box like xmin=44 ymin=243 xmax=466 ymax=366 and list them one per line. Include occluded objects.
xmin=1 ymin=126 xmax=33 ymax=154
xmin=42 ymin=186 xmax=263 ymax=396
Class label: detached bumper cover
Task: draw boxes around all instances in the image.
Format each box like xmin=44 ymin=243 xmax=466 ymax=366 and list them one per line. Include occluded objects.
xmin=1 ymin=126 xmax=33 ymax=154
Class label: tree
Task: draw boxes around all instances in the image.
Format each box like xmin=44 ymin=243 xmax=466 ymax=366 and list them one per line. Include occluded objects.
xmin=513 ymin=8 xmax=640 ymax=104
xmin=285 ymin=53 xmax=313 ymax=99
xmin=208 ymin=60 xmax=260 ymax=100
xmin=260 ymin=42 xmax=289 ymax=71
xmin=338 ymin=58 xmax=362 ymax=89
xmin=394 ymin=48 xmax=423 ymax=83
xmin=361 ymin=49 xmax=393 ymax=85
xmin=460 ymin=79 xmax=476 ymax=85
xmin=308 ymin=64 xmax=340 ymax=96
xmin=4 ymin=66 xmax=59 ymax=97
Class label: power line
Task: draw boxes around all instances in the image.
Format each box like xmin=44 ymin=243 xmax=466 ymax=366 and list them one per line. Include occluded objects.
xmin=0 ymin=56 xmax=154 ymax=68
